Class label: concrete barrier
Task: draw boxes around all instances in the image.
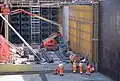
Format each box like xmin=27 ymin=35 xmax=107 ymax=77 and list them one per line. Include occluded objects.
xmin=0 ymin=64 xmax=72 ymax=72
xmin=0 ymin=64 xmax=32 ymax=72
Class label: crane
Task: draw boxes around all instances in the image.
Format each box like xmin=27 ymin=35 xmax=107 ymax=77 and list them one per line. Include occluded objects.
xmin=0 ymin=14 xmax=42 ymax=61
xmin=0 ymin=3 xmax=62 ymax=27
xmin=0 ymin=3 xmax=63 ymax=62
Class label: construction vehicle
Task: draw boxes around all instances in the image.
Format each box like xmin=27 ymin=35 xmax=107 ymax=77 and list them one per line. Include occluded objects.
xmin=9 ymin=9 xmax=62 ymax=51
xmin=42 ymin=32 xmax=62 ymax=51
xmin=0 ymin=3 xmax=62 ymax=63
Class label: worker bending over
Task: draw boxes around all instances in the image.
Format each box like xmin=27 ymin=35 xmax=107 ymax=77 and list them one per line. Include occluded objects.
xmin=86 ymin=63 xmax=91 ymax=75
xmin=54 ymin=68 xmax=59 ymax=75
xmin=90 ymin=64 xmax=95 ymax=73
xmin=59 ymin=61 xmax=64 ymax=76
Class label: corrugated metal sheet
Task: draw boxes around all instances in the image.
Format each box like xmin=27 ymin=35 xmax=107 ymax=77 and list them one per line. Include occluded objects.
xmin=69 ymin=5 xmax=93 ymax=60
xmin=99 ymin=0 xmax=120 ymax=81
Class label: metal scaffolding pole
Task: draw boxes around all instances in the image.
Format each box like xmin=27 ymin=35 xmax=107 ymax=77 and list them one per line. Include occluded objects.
xmin=4 ymin=0 xmax=9 ymax=40
xmin=0 ymin=13 xmax=41 ymax=61
xmin=5 ymin=15 xmax=8 ymax=39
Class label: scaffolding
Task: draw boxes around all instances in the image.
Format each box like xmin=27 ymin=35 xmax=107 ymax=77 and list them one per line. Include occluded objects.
xmin=30 ymin=7 xmax=40 ymax=44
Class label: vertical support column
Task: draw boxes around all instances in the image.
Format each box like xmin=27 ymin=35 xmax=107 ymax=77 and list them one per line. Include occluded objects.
xmin=0 ymin=13 xmax=41 ymax=61
xmin=62 ymin=5 xmax=69 ymax=43
xmin=92 ymin=2 xmax=99 ymax=63
xmin=4 ymin=0 xmax=9 ymax=40
xmin=5 ymin=15 xmax=8 ymax=40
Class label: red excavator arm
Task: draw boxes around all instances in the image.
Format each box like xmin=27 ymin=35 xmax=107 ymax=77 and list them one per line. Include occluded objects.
xmin=42 ymin=32 xmax=62 ymax=50
xmin=0 ymin=3 xmax=10 ymax=15
xmin=43 ymin=32 xmax=62 ymax=42
xmin=0 ymin=4 xmax=62 ymax=52
xmin=10 ymin=9 xmax=62 ymax=51
xmin=0 ymin=3 xmax=61 ymax=27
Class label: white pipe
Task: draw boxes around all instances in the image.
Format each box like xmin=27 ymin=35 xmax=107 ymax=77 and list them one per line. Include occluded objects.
xmin=0 ymin=13 xmax=41 ymax=61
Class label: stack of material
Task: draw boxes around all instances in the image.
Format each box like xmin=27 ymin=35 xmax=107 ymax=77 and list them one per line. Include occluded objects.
xmin=0 ymin=35 xmax=12 ymax=63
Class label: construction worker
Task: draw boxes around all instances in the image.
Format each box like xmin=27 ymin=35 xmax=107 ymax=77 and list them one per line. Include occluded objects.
xmin=79 ymin=61 xmax=83 ymax=74
xmin=73 ymin=60 xmax=77 ymax=73
xmin=90 ymin=64 xmax=95 ymax=73
xmin=59 ymin=61 xmax=64 ymax=76
xmin=54 ymin=68 xmax=59 ymax=75
xmin=86 ymin=63 xmax=91 ymax=75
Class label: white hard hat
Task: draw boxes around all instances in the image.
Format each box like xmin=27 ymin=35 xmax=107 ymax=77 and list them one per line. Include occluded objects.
xmin=60 ymin=61 xmax=62 ymax=63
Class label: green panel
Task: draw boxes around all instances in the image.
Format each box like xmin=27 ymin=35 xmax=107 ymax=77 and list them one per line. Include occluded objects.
xmin=0 ymin=64 xmax=32 ymax=72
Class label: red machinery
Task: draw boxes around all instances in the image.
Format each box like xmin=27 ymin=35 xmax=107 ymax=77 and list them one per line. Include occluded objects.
xmin=42 ymin=32 xmax=62 ymax=51
xmin=8 ymin=9 xmax=62 ymax=51
xmin=0 ymin=3 xmax=62 ymax=62
xmin=0 ymin=3 xmax=10 ymax=15
xmin=0 ymin=35 xmax=12 ymax=63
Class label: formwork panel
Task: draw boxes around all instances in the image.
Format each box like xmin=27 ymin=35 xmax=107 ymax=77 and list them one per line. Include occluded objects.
xmin=69 ymin=28 xmax=76 ymax=36
xmin=69 ymin=33 xmax=76 ymax=44
xmin=81 ymin=25 xmax=91 ymax=33
xmin=69 ymin=33 xmax=77 ymax=52
xmin=69 ymin=19 xmax=77 ymax=28
xmin=69 ymin=5 xmax=93 ymax=60
xmin=71 ymin=5 xmax=92 ymax=18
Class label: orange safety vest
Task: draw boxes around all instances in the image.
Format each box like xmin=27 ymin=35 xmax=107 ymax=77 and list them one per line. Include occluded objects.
xmin=59 ymin=67 xmax=63 ymax=74
xmin=73 ymin=62 xmax=77 ymax=72
xmin=59 ymin=64 xmax=64 ymax=74
xmin=79 ymin=63 xmax=83 ymax=73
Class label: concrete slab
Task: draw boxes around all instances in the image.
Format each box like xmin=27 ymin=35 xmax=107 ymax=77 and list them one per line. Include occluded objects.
xmin=46 ymin=73 xmax=113 ymax=81
xmin=0 ymin=74 xmax=42 ymax=81
xmin=0 ymin=73 xmax=113 ymax=81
